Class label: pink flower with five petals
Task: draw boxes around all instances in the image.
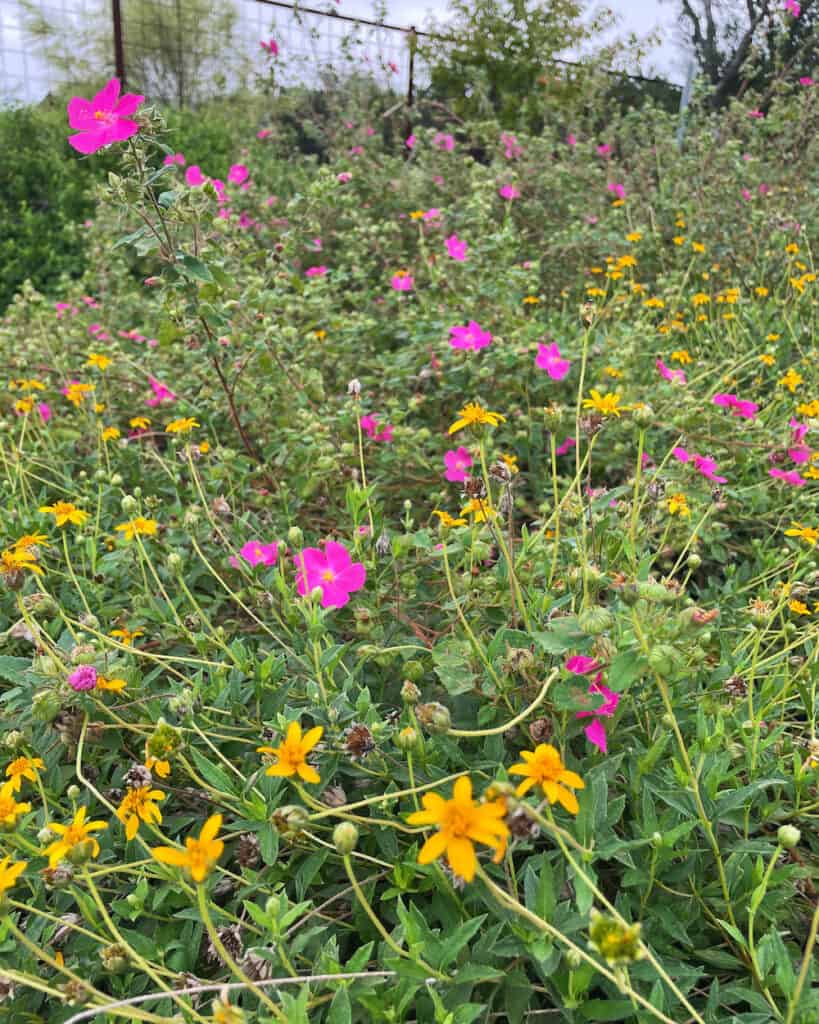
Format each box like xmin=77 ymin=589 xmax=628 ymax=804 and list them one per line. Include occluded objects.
xmin=67 ymin=78 xmax=144 ymax=154
xmin=295 ymin=541 xmax=366 ymax=609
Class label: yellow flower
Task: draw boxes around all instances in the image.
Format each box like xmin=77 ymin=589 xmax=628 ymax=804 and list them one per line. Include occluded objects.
xmin=0 ymin=780 xmax=31 ymax=827
xmin=101 ymin=426 xmax=121 ymax=442
xmin=675 ymin=217 xmax=686 ymax=228
xmin=672 ymin=236 xmax=685 ymax=246
xmin=779 ymin=368 xmax=804 ymax=394
xmin=508 ymin=744 xmax=585 ymax=813
xmin=785 ymin=523 xmax=819 ymax=547
xmin=257 ymin=722 xmax=323 ymax=783
xmin=500 ymin=452 xmax=519 ymax=474
xmin=39 ymin=502 xmax=89 ymax=528
xmin=582 ymin=389 xmax=624 ymax=417
xmin=767 ymin=333 xmax=781 ymax=342
xmin=671 ymin=349 xmax=692 ymax=364
xmin=8 ymin=378 xmax=45 ymax=392
xmin=785 ymin=243 xmax=799 ymax=254
xmin=691 ymin=293 xmax=710 ymax=306
xmin=152 ymin=814 xmax=224 ymax=883
xmin=146 ymin=756 xmax=171 ymax=779
xmin=625 ymin=231 xmax=642 ymax=242
xmin=796 ymin=399 xmax=819 ymax=417
xmin=198 ymin=441 xmax=210 ymax=454
xmin=691 ymin=241 xmax=705 ymax=253
xmin=116 ymin=786 xmax=165 ymax=840
xmin=15 ymin=397 xmax=34 ymax=414
xmin=5 ymin=756 xmax=44 ymax=792
xmin=130 ymin=416 xmax=151 ymax=429
xmin=0 ymin=547 xmax=43 ymax=577
xmin=432 ymin=510 xmax=467 ymax=528
xmin=523 ymin=295 xmax=540 ymax=304
xmin=617 ymin=254 xmax=637 ymax=268
xmin=666 ymin=493 xmax=690 ymax=517
xmin=110 ymin=627 xmax=143 ymax=646
xmin=460 ymin=498 xmax=497 ymax=523
xmin=788 ymin=599 xmax=811 ymax=617
xmin=804 ymin=466 xmax=819 ymax=480
xmin=409 ymin=210 xmax=426 ymax=220
xmin=43 ymin=806 xmax=107 ymax=867
xmin=448 ymin=403 xmax=506 ymax=435
xmin=13 ymin=533 xmax=49 ymax=552
xmin=643 ymin=297 xmax=665 ymax=309
xmin=586 ymin=287 xmax=606 ymax=298
xmin=0 ymin=855 xmax=27 ymax=897
xmin=755 ymin=286 xmax=769 ymax=297
xmin=64 ymin=382 xmax=94 ymax=407
xmin=314 ymin=329 xmax=328 ymax=340
xmin=165 ymin=417 xmax=200 ymax=434
xmin=604 ymin=366 xmax=624 ymax=378
xmin=759 ymin=354 xmax=775 ymax=366
xmin=86 ymin=353 xmax=112 ymax=371
xmin=406 ymin=776 xmax=508 ymax=882
xmin=94 ymin=402 xmax=105 ymax=414
xmin=97 ymin=675 xmax=127 ymax=692
xmin=115 ymin=518 xmax=158 ymax=541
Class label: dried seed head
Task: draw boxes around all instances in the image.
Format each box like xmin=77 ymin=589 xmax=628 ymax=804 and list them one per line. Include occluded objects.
xmin=321 ymin=785 xmax=348 ymax=808
xmin=529 ymin=718 xmax=553 ymax=744
xmin=344 ymin=723 xmax=375 ymax=761
xmin=236 ymin=832 xmax=261 ymax=869
xmin=123 ymin=763 xmax=153 ymax=790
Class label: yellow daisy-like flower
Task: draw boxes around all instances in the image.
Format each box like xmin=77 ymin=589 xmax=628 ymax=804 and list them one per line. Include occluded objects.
xmin=96 ymin=675 xmax=127 ymax=692
xmin=604 ymin=366 xmax=624 ymax=378
xmin=755 ymin=286 xmax=769 ymax=298
xmin=39 ymin=502 xmax=89 ymax=527
xmin=432 ymin=510 xmax=467 ymax=528
xmin=13 ymin=533 xmax=49 ymax=552
xmin=0 ymin=780 xmax=32 ymax=827
xmin=115 ymin=518 xmax=158 ymax=541
xmin=130 ymin=416 xmax=151 ymax=429
xmin=508 ymin=743 xmax=585 ymax=813
xmin=43 ymin=806 xmax=107 ymax=867
xmin=145 ymin=756 xmax=171 ymax=779
xmin=86 ymin=353 xmax=113 ymax=371
xmin=582 ymin=389 xmax=624 ymax=417
xmin=4 ymin=756 xmax=44 ymax=792
xmin=691 ymin=241 xmax=705 ymax=253
xmin=779 ymin=368 xmax=804 ymax=394
xmin=759 ymin=354 xmax=775 ymax=366
xmin=691 ymin=293 xmax=710 ymax=306
xmin=0 ymin=547 xmax=43 ymax=577
xmin=767 ymin=333 xmax=781 ymax=342
xmin=643 ymin=297 xmax=665 ymax=309
xmin=151 ymin=814 xmax=224 ymax=883
xmin=616 ymin=254 xmax=637 ymax=269
xmin=671 ymin=349 xmax=692 ymax=364
xmin=796 ymin=399 xmax=819 ymax=417
xmin=116 ymin=786 xmax=165 ymax=840
xmin=460 ymin=498 xmax=497 ymax=523
xmin=64 ymin=382 xmax=94 ymax=407
xmin=785 ymin=243 xmax=799 ymax=255
xmin=165 ymin=417 xmax=200 ymax=434
xmin=500 ymin=452 xmax=519 ymax=473
xmin=586 ymin=287 xmax=607 ymax=298
xmin=101 ymin=426 xmax=121 ymax=442
xmin=672 ymin=236 xmax=685 ymax=246
xmin=314 ymin=329 xmax=328 ymax=340
xmin=110 ymin=627 xmax=144 ymax=646
xmin=523 ymin=295 xmax=540 ymax=304
xmin=666 ymin=493 xmax=690 ymax=517
xmin=785 ymin=522 xmax=819 ymax=547
xmin=409 ymin=210 xmax=426 ymax=220
xmin=257 ymin=722 xmax=323 ymax=784
xmin=406 ymin=776 xmax=509 ymax=882
xmin=788 ymin=599 xmax=811 ymax=617
xmin=448 ymin=403 xmax=506 ymax=435
xmin=15 ymin=397 xmax=34 ymax=414
xmin=625 ymin=231 xmax=642 ymax=243
xmin=0 ymin=855 xmax=27 ymax=898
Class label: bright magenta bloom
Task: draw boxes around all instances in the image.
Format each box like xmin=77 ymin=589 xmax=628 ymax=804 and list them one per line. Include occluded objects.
xmin=770 ymin=468 xmax=805 ymax=486
xmin=499 ymin=184 xmax=520 ymax=200
xmin=607 ymin=182 xmax=626 ymax=199
xmin=566 ymin=655 xmax=618 ymax=753
xmin=445 ymin=235 xmax=468 ymax=261
xmin=673 ymin=447 xmax=728 ymax=484
xmin=713 ymin=393 xmax=758 ymax=419
xmin=68 ymin=665 xmax=98 ymax=692
xmin=434 ymin=132 xmax=455 ymax=151
xmin=536 ymin=342 xmax=571 ymax=381
xmin=565 ymin=655 xmax=600 ymax=675
xmin=186 ymin=165 xmax=206 ymax=186
xmin=67 ymin=78 xmax=144 ymax=154
xmin=260 ymin=38 xmax=279 ymax=55
xmin=444 ymin=447 xmax=473 ymax=482
xmin=231 ymin=540 xmax=278 ymax=568
xmin=295 ymin=542 xmax=366 ymax=609
xmin=391 ymin=272 xmax=414 ymax=291
xmin=146 ymin=377 xmax=177 ymax=407
xmin=449 ymin=321 xmax=492 ymax=350
xmin=360 ymin=415 xmax=394 ymax=442
xmin=656 ymin=359 xmax=686 ymax=385
xmin=228 ymin=164 xmax=249 ymax=185
xmin=306 ymin=266 xmax=328 ymax=278
xmin=555 ymin=437 xmax=576 ymax=456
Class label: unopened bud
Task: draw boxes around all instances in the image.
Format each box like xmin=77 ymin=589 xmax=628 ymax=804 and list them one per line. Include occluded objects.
xmin=777 ymin=825 xmax=800 ymax=849
xmin=332 ymin=821 xmax=359 ymax=855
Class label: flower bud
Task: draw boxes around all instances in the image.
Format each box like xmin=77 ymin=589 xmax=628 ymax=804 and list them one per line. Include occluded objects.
xmin=578 ymin=606 xmax=613 ymax=636
xmin=99 ymin=943 xmax=129 ymax=974
xmin=347 ymin=378 xmax=361 ymax=397
xmin=416 ymin=702 xmax=451 ymax=734
xmin=777 ymin=825 xmax=800 ymax=849
xmin=400 ymin=680 xmax=421 ymax=704
xmin=332 ymin=821 xmax=359 ymax=855
xmin=395 ymin=726 xmax=419 ymax=751
xmin=632 ymin=403 xmax=653 ymax=427
xmin=2 ymin=731 xmax=23 ymax=750
xmin=588 ymin=909 xmax=644 ymax=966
xmin=121 ymin=494 xmax=138 ymax=514
xmin=543 ymin=403 xmax=565 ymax=432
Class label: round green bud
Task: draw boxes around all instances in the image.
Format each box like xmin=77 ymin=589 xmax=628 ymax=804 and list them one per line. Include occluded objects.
xmin=777 ymin=824 xmax=800 ymax=849
xmin=332 ymin=822 xmax=359 ymax=855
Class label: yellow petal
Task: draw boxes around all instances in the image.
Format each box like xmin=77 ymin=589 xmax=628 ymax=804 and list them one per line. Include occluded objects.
xmin=452 ymin=776 xmax=473 ymax=803
xmin=126 ymin=815 xmax=139 ymax=840
xmin=152 ymin=846 xmax=189 ymax=868
xmin=417 ymin=830 xmax=448 ymax=865
xmin=301 ymin=726 xmax=323 ymax=752
xmin=200 ymin=814 xmax=223 ymax=843
xmin=296 ymin=763 xmax=320 ymax=784
xmin=447 ymin=838 xmax=477 ymax=882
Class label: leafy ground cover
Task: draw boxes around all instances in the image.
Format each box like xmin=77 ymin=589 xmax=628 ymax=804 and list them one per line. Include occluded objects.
xmin=0 ymin=68 xmax=818 ymax=1024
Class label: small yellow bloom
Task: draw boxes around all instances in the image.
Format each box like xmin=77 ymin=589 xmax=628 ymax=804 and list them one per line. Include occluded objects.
xmin=314 ymin=329 xmax=327 ymax=340
xmin=500 ymin=453 xmax=519 ymax=473
xmin=4 ymin=756 xmax=44 ymax=792
xmin=523 ymin=295 xmax=540 ymax=304
xmin=165 ymin=417 xmax=200 ymax=434
xmin=432 ymin=510 xmax=467 ymax=528
xmin=14 ymin=397 xmax=34 ymax=414
xmin=39 ymin=502 xmax=89 ymax=527
xmin=116 ymin=786 xmax=164 ymax=840
xmin=666 ymin=493 xmax=690 ymax=517
xmin=788 ymin=599 xmax=811 ymax=617
xmin=406 ymin=776 xmax=508 ymax=882
xmin=64 ymin=382 xmax=94 ymax=407
xmin=625 ymin=231 xmax=642 ymax=242
xmin=785 ymin=523 xmax=819 ymax=547
xmin=97 ymin=675 xmax=127 ymax=692
xmin=586 ymin=287 xmax=606 ymax=298
xmin=408 ymin=210 xmax=426 ymax=220
xmin=604 ymin=366 xmax=624 ymax=378
xmin=617 ymin=254 xmax=637 ymax=268
xmin=448 ymin=403 xmax=506 ymax=435
xmin=0 ymin=781 xmax=31 ymax=828
xmin=582 ymin=389 xmax=624 ymax=417
xmin=759 ymin=354 xmax=775 ymax=366
xmin=13 ymin=533 xmax=49 ymax=552
xmin=86 ymin=353 xmax=112 ymax=371
xmin=509 ymin=744 xmax=585 ymax=813
xmin=779 ymin=368 xmax=804 ymax=394
xmin=754 ymin=286 xmax=769 ymax=297
xmin=0 ymin=856 xmax=27 ymax=898
xmin=151 ymin=814 xmax=224 ymax=883
xmin=115 ymin=518 xmax=158 ymax=541
xmin=643 ymin=297 xmax=665 ymax=309
xmin=767 ymin=333 xmax=781 ymax=342
xmin=146 ymin=756 xmax=171 ymax=779
xmin=198 ymin=441 xmax=210 ymax=454
xmin=43 ymin=806 xmax=107 ymax=867
xmin=671 ymin=349 xmax=692 ymax=364
xmin=785 ymin=243 xmax=799 ymax=254
xmin=796 ymin=399 xmax=819 ymax=417
xmin=460 ymin=498 xmax=497 ymax=523
xmin=101 ymin=426 xmax=121 ymax=442
xmin=675 ymin=217 xmax=686 ymax=228
xmin=110 ymin=627 xmax=144 ymax=646
xmin=0 ymin=547 xmax=44 ymax=577
xmin=257 ymin=722 xmax=323 ymax=783
xmin=130 ymin=416 xmax=151 ymax=430
xmin=691 ymin=293 xmax=710 ymax=306
xmin=672 ymin=236 xmax=685 ymax=246
xmin=691 ymin=241 xmax=705 ymax=253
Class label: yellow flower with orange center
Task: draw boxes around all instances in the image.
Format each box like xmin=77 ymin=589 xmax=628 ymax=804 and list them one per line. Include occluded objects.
xmin=39 ymin=502 xmax=89 ymax=527
xmin=4 ymin=756 xmax=44 ymax=792
xmin=116 ymin=785 xmax=165 ymax=840
xmin=165 ymin=417 xmax=200 ymax=434
xmin=448 ymin=403 xmax=506 ymax=435
xmin=406 ymin=776 xmax=508 ymax=882
xmin=509 ymin=744 xmax=585 ymax=813
xmin=151 ymin=814 xmax=224 ymax=882
xmin=257 ymin=722 xmax=323 ymax=783
xmin=43 ymin=806 xmax=107 ymax=867
xmin=0 ymin=780 xmax=31 ymax=826
xmin=0 ymin=547 xmax=43 ymax=577
xmin=115 ymin=518 xmax=158 ymax=541
xmin=101 ymin=426 xmax=121 ymax=442
xmin=582 ymin=389 xmax=624 ymax=417
xmin=785 ymin=523 xmax=819 ymax=547
xmin=86 ymin=353 xmax=113 ymax=370
xmin=779 ymin=368 xmax=804 ymax=394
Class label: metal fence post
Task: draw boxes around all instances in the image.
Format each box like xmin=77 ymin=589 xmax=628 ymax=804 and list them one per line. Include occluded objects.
xmin=407 ymin=26 xmax=416 ymax=109
xmin=112 ymin=0 xmax=126 ymax=85
xmin=676 ymin=59 xmax=697 ymax=150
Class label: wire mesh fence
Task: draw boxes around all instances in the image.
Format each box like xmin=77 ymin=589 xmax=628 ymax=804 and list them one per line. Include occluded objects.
xmin=1 ymin=0 xmax=426 ymax=106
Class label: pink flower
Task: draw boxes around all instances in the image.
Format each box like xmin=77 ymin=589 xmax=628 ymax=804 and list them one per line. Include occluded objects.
xmin=423 ymin=208 xmax=442 ymax=221
xmin=260 ymin=38 xmax=279 ymax=55
xmin=789 ymin=419 xmax=809 ymax=444
xmin=576 ymin=681 xmax=619 ymax=753
xmin=68 ymin=665 xmax=98 ymax=691
xmin=535 ymin=342 xmax=571 ymax=381
xmin=257 ymin=129 xmax=272 ymax=139
xmin=360 ymin=414 xmax=394 ymax=442
xmin=231 ymin=540 xmax=279 ymax=568
xmin=295 ymin=541 xmax=366 ymax=609
xmin=406 ymin=134 xmax=416 ymax=149
xmin=673 ymin=447 xmax=728 ymax=483
xmin=145 ymin=376 xmax=177 ymax=407
xmin=350 ymin=145 xmax=364 ymax=156
xmin=565 ymin=655 xmax=600 ymax=675
xmin=748 ymin=109 xmax=765 ymax=119
xmin=501 ymin=132 xmax=523 ymax=159
xmin=449 ymin=320 xmax=492 ymax=350
xmin=337 ymin=172 xmax=353 ymax=183
xmin=434 ymin=132 xmax=455 ymax=151
xmin=607 ymin=182 xmax=626 ymax=199
xmin=164 ymin=152 xmax=185 ymax=166
xmin=66 ymin=78 xmax=144 ymax=154
xmin=713 ymin=393 xmax=758 ymax=419
xmin=555 ymin=437 xmax=576 ymax=456
xmin=38 ymin=403 xmax=52 ymax=424
xmin=784 ymin=0 xmax=801 ymax=16
xmin=391 ymin=272 xmax=414 ymax=291
xmin=656 ymin=358 xmax=686 ymax=385
xmin=444 ymin=447 xmax=473 ymax=482
xmin=445 ymin=234 xmax=468 ymax=261
xmin=741 ymin=188 xmax=752 ymax=201
xmin=499 ymin=184 xmax=520 ymax=200
xmin=566 ymin=133 xmax=577 ymax=146
xmin=770 ymin=467 xmax=806 ymax=485
xmin=311 ymin=237 xmax=323 ymax=251
xmin=799 ymin=76 xmax=815 ymax=86
xmin=306 ymin=266 xmax=328 ymax=278
xmin=228 ymin=163 xmax=249 ymax=185
xmin=185 ymin=165 xmax=206 ymax=186
xmin=596 ymin=143 xmax=612 ymax=157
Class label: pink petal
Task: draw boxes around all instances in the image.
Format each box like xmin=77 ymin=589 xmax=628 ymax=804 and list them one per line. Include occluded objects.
xmin=584 ymin=719 xmax=608 ymax=753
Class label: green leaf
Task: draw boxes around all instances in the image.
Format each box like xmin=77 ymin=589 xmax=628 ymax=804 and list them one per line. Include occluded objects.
xmin=327 ymin=988 xmax=352 ymax=1024
xmin=0 ymin=656 xmax=32 ymax=682
xmin=179 ymin=254 xmax=214 ymax=282
xmin=581 ymin=999 xmax=636 ymax=1020
xmin=188 ymin=748 xmax=236 ymax=795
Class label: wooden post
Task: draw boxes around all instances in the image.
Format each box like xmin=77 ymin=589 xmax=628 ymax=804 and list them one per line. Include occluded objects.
xmin=112 ymin=0 xmax=126 ymax=86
